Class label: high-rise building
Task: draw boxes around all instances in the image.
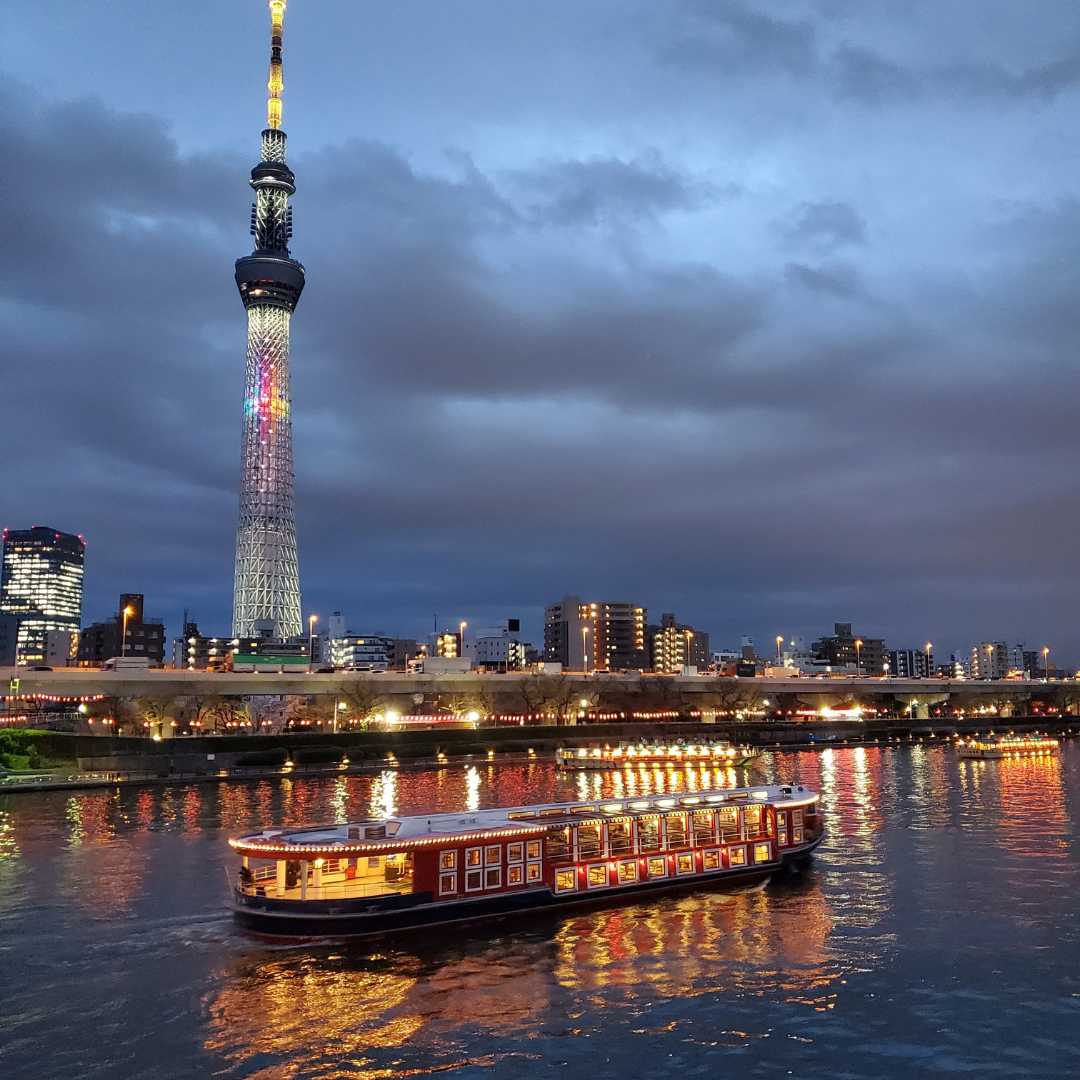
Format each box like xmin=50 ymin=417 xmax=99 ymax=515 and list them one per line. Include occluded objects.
xmin=970 ymin=641 xmax=1020 ymax=680
xmin=651 ymin=614 xmax=710 ymax=674
xmin=544 ymin=595 xmax=585 ymax=669
xmin=888 ymin=649 xmax=931 ymax=678
xmin=812 ymin=623 xmax=886 ymax=675
xmin=544 ymin=596 xmax=648 ymax=671
xmin=77 ymin=594 xmax=166 ymax=668
xmin=331 ymin=635 xmax=394 ymax=671
xmin=232 ymin=0 xmax=305 ymax=641
xmin=0 ymin=527 xmax=85 ymax=665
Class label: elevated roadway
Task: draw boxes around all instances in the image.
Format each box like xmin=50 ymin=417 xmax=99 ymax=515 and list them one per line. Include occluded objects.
xmin=1 ymin=667 xmax=1058 ymax=707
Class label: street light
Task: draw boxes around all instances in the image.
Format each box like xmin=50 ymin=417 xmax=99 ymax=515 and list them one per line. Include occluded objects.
xmin=855 ymin=639 xmax=863 ymax=676
xmin=925 ymin=642 xmax=933 ymax=678
xmin=582 ymin=625 xmax=590 ymax=675
xmin=686 ymin=630 xmax=694 ymax=672
xmin=775 ymin=635 xmax=783 ymax=664
xmin=459 ymin=621 xmax=467 ymax=659
xmin=121 ymin=605 xmax=135 ymax=658
xmin=1042 ymin=646 xmax=1050 ymax=680
xmin=986 ymin=643 xmax=993 ymax=680
xmin=308 ymin=614 xmax=318 ymax=666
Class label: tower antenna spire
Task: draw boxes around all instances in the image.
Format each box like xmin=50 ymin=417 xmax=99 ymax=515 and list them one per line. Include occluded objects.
xmin=267 ymin=1 xmax=286 ymax=130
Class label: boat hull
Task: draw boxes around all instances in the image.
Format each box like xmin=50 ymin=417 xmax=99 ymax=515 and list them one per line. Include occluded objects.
xmin=233 ymin=835 xmax=822 ymax=941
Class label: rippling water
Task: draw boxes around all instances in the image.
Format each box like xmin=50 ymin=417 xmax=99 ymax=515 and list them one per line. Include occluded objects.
xmin=3 ymin=744 xmax=1080 ymax=1079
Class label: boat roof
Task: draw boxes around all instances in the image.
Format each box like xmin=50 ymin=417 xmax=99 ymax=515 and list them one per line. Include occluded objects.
xmin=228 ymin=782 xmax=819 ymax=860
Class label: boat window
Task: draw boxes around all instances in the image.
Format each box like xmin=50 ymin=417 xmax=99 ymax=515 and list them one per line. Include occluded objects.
xmin=465 ymin=869 xmax=482 ymax=891
xmin=485 ymin=845 xmax=501 ymax=865
xmin=618 ymin=860 xmax=638 ymax=883
xmin=508 ymin=811 xmax=536 ymax=820
xmin=693 ymin=811 xmax=714 ymax=843
xmin=577 ymin=825 xmax=602 ymax=858
xmin=608 ymin=822 xmax=632 ymax=854
xmin=703 ymin=849 xmax=721 ymax=870
xmin=676 ymin=853 xmax=693 ymax=875
xmin=665 ymin=815 xmax=687 ymax=847
xmin=716 ymin=807 xmax=739 ymax=839
xmin=527 ymin=840 xmax=542 ymax=860
xmin=792 ymin=827 xmax=803 ymax=843
xmin=508 ymin=865 xmax=524 ymax=885
xmin=555 ymin=869 xmax=576 ymax=893
xmin=439 ymin=873 xmax=457 ymax=895
xmin=465 ymin=847 xmax=481 ymax=868
xmin=547 ymin=828 xmax=571 ymax=860
xmin=778 ymin=829 xmax=788 ymax=845
xmin=587 ymin=864 xmax=608 ymax=888
xmin=742 ymin=806 xmax=764 ymax=839
xmin=440 ymin=850 xmax=456 ymax=870
xmin=792 ymin=809 xmax=803 ymax=825
xmin=348 ymin=827 xmax=360 ymax=839
xmin=776 ymin=812 xmax=787 ymax=829
xmin=527 ymin=861 xmax=542 ymax=882
xmin=647 ymin=856 xmax=666 ymax=878
xmin=365 ymin=826 xmax=386 ymax=840
xmin=485 ymin=867 xmax=502 ymax=888
xmin=507 ymin=843 xmax=523 ymax=863
xmin=637 ymin=818 xmax=660 ymax=851
xmin=729 ymin=846 xmax=746 ymax=866
xmin=754 ymin=843 xmax=772 ymax=864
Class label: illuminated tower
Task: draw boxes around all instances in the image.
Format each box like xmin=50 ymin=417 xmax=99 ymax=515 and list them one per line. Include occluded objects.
xmin=232 ymin=0 xmax=304 ymax=639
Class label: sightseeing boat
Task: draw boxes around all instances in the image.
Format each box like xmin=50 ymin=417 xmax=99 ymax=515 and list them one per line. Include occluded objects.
xmin=229 ymin=782 xmax=823 ymax=939
xmin=957 ymin=735 xmax=1059 ymax=760
xmin=557 ymin=740 xmax=761 ymax=771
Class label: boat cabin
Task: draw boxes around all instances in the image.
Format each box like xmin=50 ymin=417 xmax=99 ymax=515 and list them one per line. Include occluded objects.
xmin=231 ymin=783 xmax=822 ymax=906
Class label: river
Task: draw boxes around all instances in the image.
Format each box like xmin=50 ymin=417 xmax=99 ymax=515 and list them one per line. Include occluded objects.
xmin=2 ymin=743 xmax=1079 ymax=1079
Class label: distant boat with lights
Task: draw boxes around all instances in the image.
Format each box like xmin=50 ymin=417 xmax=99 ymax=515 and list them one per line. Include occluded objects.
xmin=557 ymin=740 xmax=761 ymax=770
xmin=229 ymin=783 xmax=823 ymax=939
xmin=957 ymin=735 xmax=1059 ymax=759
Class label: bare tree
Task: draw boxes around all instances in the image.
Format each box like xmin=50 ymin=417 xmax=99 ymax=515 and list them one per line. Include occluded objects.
xmin=338 ymin=680 xmax=387 ymax=724
xmin=138 ymin=696 xmax=175 ymax=737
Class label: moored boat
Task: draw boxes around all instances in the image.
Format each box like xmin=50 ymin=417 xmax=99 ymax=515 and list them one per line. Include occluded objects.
xmin=558 ymin=740 xmax=761 ymax=770
xmin=229 ymin=782 xmax=823 ymax=940
xmin=957 ymin=735 xmax=1059 ymax=759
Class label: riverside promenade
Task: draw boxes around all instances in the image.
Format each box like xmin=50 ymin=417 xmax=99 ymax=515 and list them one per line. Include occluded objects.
xmin=1 ymin=717 xmax=1073 ymax=794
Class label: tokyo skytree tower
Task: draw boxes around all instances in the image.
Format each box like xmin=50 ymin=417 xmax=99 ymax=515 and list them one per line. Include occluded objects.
xmin=232 ymin=0 xmax=305 ymax=639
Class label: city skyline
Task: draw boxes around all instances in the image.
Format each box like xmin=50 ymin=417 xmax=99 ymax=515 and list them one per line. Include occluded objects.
xmin=4 ymin=3 xmax=1080 ymax=663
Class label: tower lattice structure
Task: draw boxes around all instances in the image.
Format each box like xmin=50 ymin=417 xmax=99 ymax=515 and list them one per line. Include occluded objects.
xmin=232 ymin=0 xmax=305 ymax=639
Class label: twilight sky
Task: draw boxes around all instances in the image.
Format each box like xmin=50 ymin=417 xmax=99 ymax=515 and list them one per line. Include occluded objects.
xmin=3 ymin=0 xmax=1080 ymax=663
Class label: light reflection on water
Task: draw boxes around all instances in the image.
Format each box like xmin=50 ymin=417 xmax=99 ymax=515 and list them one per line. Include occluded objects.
xmin=1 ymin=744 xmax=1079 ymax=1079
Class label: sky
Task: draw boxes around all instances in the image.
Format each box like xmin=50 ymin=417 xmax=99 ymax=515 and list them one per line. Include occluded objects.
xmin=3 ymin=0 xmax=1080 ymax=664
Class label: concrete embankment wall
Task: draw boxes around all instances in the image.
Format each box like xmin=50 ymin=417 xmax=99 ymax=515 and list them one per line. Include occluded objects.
xmin=67 ymin=716 xmax=1075 ymax=774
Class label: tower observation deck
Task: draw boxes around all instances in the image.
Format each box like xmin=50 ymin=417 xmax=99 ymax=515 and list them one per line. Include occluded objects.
xmin=233 ymin=0 xmax=304 ymax=640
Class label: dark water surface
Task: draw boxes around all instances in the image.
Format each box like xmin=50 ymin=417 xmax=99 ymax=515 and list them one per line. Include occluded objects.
xmin=3 ymin=744 xmax=1080 ymax=1079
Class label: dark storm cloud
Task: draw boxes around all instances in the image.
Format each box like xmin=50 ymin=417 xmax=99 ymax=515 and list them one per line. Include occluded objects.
xmin=4 ymin=1 xmax=1080 ymax=661
xmin=776 ymin=200 xmax=867 ymax=252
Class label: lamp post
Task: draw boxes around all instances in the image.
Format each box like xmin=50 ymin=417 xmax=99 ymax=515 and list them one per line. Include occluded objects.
xmin=925 ymin=642 xmax=933 ymax=678
xmin=775 ymin=635 xmax=783 ymax=664
xmin=685 ymin=630 xmax=694 ymax=673
xmin=986 ymin=643 xmax=993 ymax=680
xmin=121 ymin=605 xmax=135 ymax=658
xmin=308 ymin=614 xmax=318 ymax=668
xmin=855 ymin=639 xmax=863 ymax=676
xmin=1042 ymin=646 xmax=1050 ymax=680
xmin=459 ymin=621 xmax=467 ymax=660
xmin=582 ymin=625 xmax=590 ymax=675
